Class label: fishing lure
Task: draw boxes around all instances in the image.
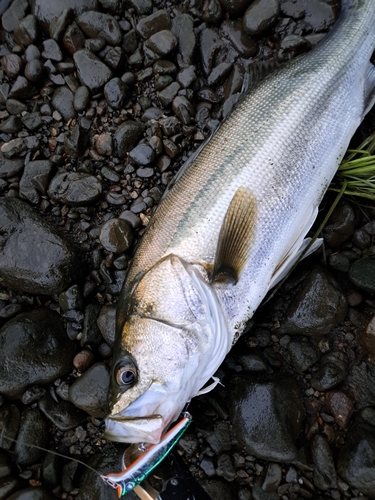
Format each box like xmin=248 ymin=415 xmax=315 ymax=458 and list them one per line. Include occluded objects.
xmin=101 ymin=412 xmax=192 ymax=497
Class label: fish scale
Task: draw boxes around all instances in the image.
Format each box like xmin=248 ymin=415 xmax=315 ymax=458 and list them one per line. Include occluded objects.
xmin=107 ymin=0 xmax=375 ymax=446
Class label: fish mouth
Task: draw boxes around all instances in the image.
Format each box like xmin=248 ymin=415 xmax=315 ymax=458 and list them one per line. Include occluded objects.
xmin=104 ymin=414 xmax=165 ymax=444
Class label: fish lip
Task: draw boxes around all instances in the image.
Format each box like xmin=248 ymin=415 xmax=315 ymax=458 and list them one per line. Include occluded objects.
xmin=104 ymin=414 xmax=165 ymax=444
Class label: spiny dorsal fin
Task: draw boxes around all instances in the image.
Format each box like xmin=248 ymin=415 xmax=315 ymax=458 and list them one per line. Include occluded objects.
xmin=212 ymin=186 xmax=257 ymax=284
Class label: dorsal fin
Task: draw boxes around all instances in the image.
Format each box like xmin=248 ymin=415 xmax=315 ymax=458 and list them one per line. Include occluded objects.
xmin=212 ymin=186 xmax=257 ymax=284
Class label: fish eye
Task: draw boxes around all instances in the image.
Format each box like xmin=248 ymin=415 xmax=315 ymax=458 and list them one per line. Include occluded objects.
xmin=115 ymin=361 xmax=137 ymax=387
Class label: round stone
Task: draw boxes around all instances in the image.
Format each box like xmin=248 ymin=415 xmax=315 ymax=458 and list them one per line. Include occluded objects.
xmin=48 ymin=171 xmax=102 ymax=206
xmin=243 ymin=0 xmax=279 ymax=36
xmin=99 ymin=218 xmax=134 ymax=254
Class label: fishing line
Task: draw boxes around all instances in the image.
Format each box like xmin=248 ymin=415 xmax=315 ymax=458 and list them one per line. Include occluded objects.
xmin=0 ymin=428 xmax=103 ymax=478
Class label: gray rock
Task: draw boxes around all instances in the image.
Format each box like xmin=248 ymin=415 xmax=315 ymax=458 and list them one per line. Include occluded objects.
xmin=348 ymin=362 xmax=375 ymax=409
xmin=0 ymin=198 xmax=82 ymax=294
xmin=222 ymin=20 xmax=257 ymax=58
xmin=219 ymin=0 xmax=252 ymax=16
xmin=63 ymin=22 xmax=86 ymax=54
xmin=0 ymin=116 xmax=21 ymax=134
xmin=8 ymin=76 xmax=37 ymax=99
xmin=64 ymin=123 xmax=88 ymax=157
xmin=104 ymin=77 xmax=127 ymax=109
xmin=0 ymin=309 xmax=76 ymax=398
xmin=74 ymin=85 xmax=90 ymax=111
xmin=51 ymin=86 xmax=76 ymax=121
xmin=31 ymin=0 xmax=98 ymax=32
xmin=48 ymin=171 xmax=102 ymax=206
xmin=0 ymin=404 xmax=20 ymax=451
xmin=311 ymin=351 xmax=348 ymax=391
xmin=337 ymin=420 xmax=375 ymax=497
xmin=113 ymin=120 xmax=144 ymax=158
xmin=129 ymin=143 xmax=155 ymax=166
xmin=325 ymin=391 xmax=354 ymax=428
xmin=69 ymin=362 xmax=109 ymax=417
xmin=77 ymin=11 xmax=121 ymax=45
xmin=59 ymin=284 xmax=83 ymax=312
xmin=229 ymin=376 xmax=307 ymax=465
xmin=243 ymin=0 xmax=279 ymax=36
xmin=13 ymin=409 xmax=48 ymax=466
xmin=279 ymin=266 xmax=347 ymax=336
xmin=38 ymin=394 xmax=87 ymax=431
xmin=21 ymin=112 xmax=43 ymax=131
xmin=97 ymin=304 xmax=116 ymax=347
xmin=323 ymin=201 xmax=355 ymax=247
xmin=6 ymin=98 xmax=27 ymax=115
xmin=24 ymin=59 xmax=44 ymax=83
xmin=19 ymin=159 xmax=52 ymax=204
xmin=278 ymin=35 xmax=311 ymax=61
xmin=311 ymin=434 xmax=337 ymax=490
xmin=239 ymin=352 xmax=267 ymax=372
xmin=0 ymin=154 xmax=23 ymax=179
xmin=6 ymin=487 xmax=56 ymax=500
xmin=73 ymin=49 xmax=113 ymax=91
xmin=99 ymin=218 xmax=134 ymax=254
xmin=158 ymin=81 xmax=180 ymax=107
xmin=287 ymin=337 xmax=320 ymax=372
xmin=119 ymin=210 xmax=142 ymax=229
xmin=2 ymin=0 xmax=28 ymax=32
xmin=216 ymin=453 xmax=236 ymax=481
xmin=136 ymin=10 xmax=170 ymax=39
xmin=1 ymin=54 xmax=24 ymax=79
xmin=81 ymin=304 xmax=102 ymax=347
xmin=125 ymin=0 xmax=152 ymax=14
xmin=13 ymin=14 xmax=38 ymax=46
xmin=104 ymin=46 xmax=125 ymax=71
xmin=171 ymin=14 xmax=195 ymax=67
xmin=49 ymin=7 xmax=73 ymax=40
xmin=146 ymin=30 xmax=177 ymax=57
xmin=96 ymin=134 xmax=113 ymax=156
xmin=1 ymin=138 xmax=25 ymax=158
xmin=25 ymin=44 xmax=41 ymax=61
xmin=349 ymin=258 xmax=375 ymax=294
xmin=42 ymin=39 xmax=63 ymax=61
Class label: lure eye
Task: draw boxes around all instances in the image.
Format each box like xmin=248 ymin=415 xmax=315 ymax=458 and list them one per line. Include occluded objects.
xmin=115 ymin=362 xmax=137 ymax=386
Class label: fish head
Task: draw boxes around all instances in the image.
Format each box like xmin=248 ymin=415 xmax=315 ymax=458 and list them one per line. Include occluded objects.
xmin=105 ymin=254 xmax=229 ymax=444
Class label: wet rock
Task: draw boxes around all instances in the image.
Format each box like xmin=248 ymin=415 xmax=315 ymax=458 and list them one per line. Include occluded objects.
xmin=1 ymin=54 xmax=24 ymax=79
xmin=99 ymin=218 xmax=134 ymax=254
xmin=126 ymin=0 xmax=152 ymax=14
xmin=6 ymin=98 xmax=27 ymax=115
xmin=0 ymin=84 xmax=9 ymax=104
xmin=0 ymin=116 xmax=22 ymax=134
xmin=278 ymin=34 xmax=311 ymax=61
xmin=177 ymin=66 xmax=196 ymax=88
xmin=200 ymin=479 xmax=232 ymax=500
xmin=8 ymin=76 xmax=37 ymax=99
xmin=171 ymin=14 xmax=195 ymax=67
xmin=24 ymin=59 xmax=44 ymax=83
xmin=73 ymin=49 xmax=113 ymax=90
xmin=239 ymin=352 xmax=267 ymax=372
xmin=129 ymin=143 xmax=155 ymax=166
xmin=323 ymin=201 xmax=355 ymax=247
xmin=49 ymin=7 xmax=73 ymax=40
xmin=64 ymin=123 xmax=88 ymax=157
xmin=59 ymin=285 xmax=83 ymax=312
xmin=63 ymin=22 xmax=86 ymax=54
xmin=311 ymin=351 xmax=348 ymax=391
xmin=216 ymin=453 xmax=236 ymax=481
xmin=311 ymin=434 xmax=337 ymax=490
xmin=146 ymin=30 xmax=177 ymax=57
xmin=361 ymin=314 xmax=375 ymax=364
xmin=337 ymin=420 xmax=375 ymax=497
xmin=202 ymin=0 xmax=223 ymax=23
xmin=31 ymin=0 xmax=98 ymax=33
xmin=202 ymin=420 xmax=231 ymax=454
xmin=13 ymin=14 xmax=38 ymax=46
xmin=0 ymin=198 xmax=81 ymax=294
xmin=136 ymin=10 xmax=170 ymax=39
xmin=349 ymin=258 xmax=375 ymax=295
xmin=262 ymin=463 xmax=282 ymax=492
xmin=81 ymin=304 xmax=102 ymax=347
xmin=348 ymin=362 xmax=375 ymax=409
xmin=229 ymin=376 xmax=307 ymax=464
xmin=41 ymin=39 xmax=63 ymax=61
xmin=158 ymin=81 xmax=180 ymax=107
xmin=325 ymin=391 xmax=354 ymax=428
xmin=2 ymin=0 xmax=28 ymax=32
xmin=51 ymin=86 xmax=76 ymax=121
xmin=222 ymin=20 xmax=258 ymax=58
xmin=1 ymin=138 xmax=25 ymax=158
xmin=104 ymin=78 xmax=127 ymax=109
xmin=200 ymin=457 xmax=216 ymax=477
xmin=6 ymin=487 xmax=56 ymax=500
xmin=77 ymin=11 xmax=121 ymax=46
xmin=77 ymin=444 xmax=132 ymax=500
xmin=279 ymin=266 xmax=347 ymax=336
xmin=199 ymin=28 xmax=221 ymax=76
xmin=119 ymin=210 xmax=142 ymax=229
xmin=296 ymin=0 xmax=337 ymax=33
xmin=219 ymin=0 xmax=252 ymax=16
xmin=95 ymin=133 xmax=112 ymax=156
xmin=97 ymin=304 xmax=116 ymax=347
xmin=0 ymin=404 xmax=21 ymax=450
xmin=243 ymin=0 xmax=279 ymax=36
xmin=73 ymin=349 xmax=95 ymax=372
xmin=19 ymin=159 xmax=52 ymax=204
xmin=69 ymin=362 xmax=109 ymax=417
xmin=48 ymin=171 xmax=102 ymax=206
xmin=74 ymin=85 xmax=90 ymax=111
xmin=287 ymin=337 xmax=320 ymax=372
xmin=13 ymin=408 xmax=48 ymax=466
xmin=38 ymin=394 xmax=87 ymax=431
xmin=0 ymin=309 xmax=76 ymax=398
xmin=113 ymin=120 xmax=144 ymax=157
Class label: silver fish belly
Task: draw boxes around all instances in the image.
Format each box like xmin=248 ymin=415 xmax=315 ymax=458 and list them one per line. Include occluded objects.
xmin=106 ymin=0 xmax=375 ymax=445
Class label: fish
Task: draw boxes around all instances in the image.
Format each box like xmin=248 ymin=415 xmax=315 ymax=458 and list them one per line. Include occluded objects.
xmin=105 ymin=0 xmax=375 ymax=445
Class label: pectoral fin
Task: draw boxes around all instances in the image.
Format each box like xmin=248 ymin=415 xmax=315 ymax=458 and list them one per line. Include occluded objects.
xmin=212 ymin=186 xmax=257 ymax=284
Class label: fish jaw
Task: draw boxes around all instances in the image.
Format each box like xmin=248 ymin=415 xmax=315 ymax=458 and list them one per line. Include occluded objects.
xmin=104 ymin=415 xmax=164 ymax=444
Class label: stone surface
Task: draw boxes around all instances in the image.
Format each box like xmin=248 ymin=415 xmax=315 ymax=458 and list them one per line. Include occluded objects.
xmin=48 ymin=171 xmax=102 ymax=206
xmin=19 ymin=160 xmax=52 ymax=205
xmin=311 ymin=352 xmax=348 ymax=391
xmin=31 ymin=0 xmax=98 ymax=32
xmin=73 ymin=49 xmax=113 ymax=90
xmin=311 ymin=434 xmax=337 ymax=490
xmin=99 ymin=218 xmax=134 ymax=254
xmin=69 ymin=362 xmax=109 ymax=417
xmin=77 ymin=11 xmax=121 ymax=45
xmin=349 ymin=258 xmax=375 ymax=295
xmin=51 ymin=86 xmax=76 ymax=121
xmin=0 ymin=309 xmax=76 ymax=398
xmin=97 ymin=304 xmax=116 ymax=347
xmin=229 ymin=377 xmax=306 ymax=465
xmin=13 ymin=409 xmax=49 ymax=466
xmin=279 ymin=266 xmax=347 ymax=336
xmin=243 ymin=0 xmax=279 ymax=36
xmin=0 ymin=198 xmax=81 ymax=294
xmin=113 ymin=120 xmax=145 ymax=157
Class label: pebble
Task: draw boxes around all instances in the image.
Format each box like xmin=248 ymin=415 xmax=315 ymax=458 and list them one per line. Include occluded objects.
xmin=129 ymin=143 xmax=155 ymax=166
xmin=69 ymin=362 xmax=110 ymax=417
xmin=279 ymin=266 xmax=347 ymax=336
xmin=42 ymin=39 xmax=63 ymax=61
xmin=104 ymin=77 xmax=127 ymax=108
xmin=287 ymin=337 xmax=320 ymax=372
xmin=0 ymin=116 xmax=22 ymax=134
xmin=48 ymin=171 xmax=102 ymax=206
xmin=243 ymin=0 xmax=280 ymax=36
xmin=63 ymin=22 xmax=86 ymax=54
xmin=311 ymin=351 xmax=348 ymax=391
xmin=13 ymin=14 xmax=39 ymax=46
xmin=146 ymin=30 xmax=177 ymax=57
xmin=74 ymin=86 xmax=90 ymax=112
xmin=99 ymin=218 xmax=134 ymax=253
xmin=14 ymin=409 xmax=49 ymax=466
xmin=113 ymin=120 xmax=145 ymax=157
xmin=64 ymin=123 xmax=88 ymax=157
xmin=73 ymin=49 xmax=113 ymax=90
xmin=38 ymin=394 xmax=87 ymax=431
xmin=311 ymin=434 xmax=337 ymax=490
xmin=323 ymin=201 xmax=355 ymax=247
xmin=31 ymin=0 xmax=98 ymax=32
xmin=1 ymin=54 xmax=24 ymax=79
xmin=97 ymin=304 xmax=116 ymax=346
xmin=19 ymin=159 xmax=52 ymax=204
xmin=8 ymin=76 xmax=37 ymax=99
xmin=77 ymin=11 xmax=121 ymax=45
xmin=349 ymin=258 xmax=375 ymax=294
xmin=51 ymin=86 xmax=77 ymax=121
xmin=171 ymin=13 xmax=196 ymax=67
xmin=59 ymin=284 xmax=83 ymax=312
xmin=0 ymin=154 xmax=24 ymax=178
xmin=136 ymin=10 xmax=170 ymax=39
xmin=325 ymin=391 xmax=354 ymax=428
xmin=0 ymin=197 xmax=81 ymax=294
xmin=229 ymin=376 xmax=307 ymax=464
xmin=222 ymin=20 xmax=257 ymax=58
xmin=5 ymin=487 xmax=56 ymax=500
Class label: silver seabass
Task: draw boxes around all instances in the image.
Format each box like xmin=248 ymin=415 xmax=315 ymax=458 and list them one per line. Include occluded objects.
xmin=105 ymin=0 xmax=375 ymax=444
